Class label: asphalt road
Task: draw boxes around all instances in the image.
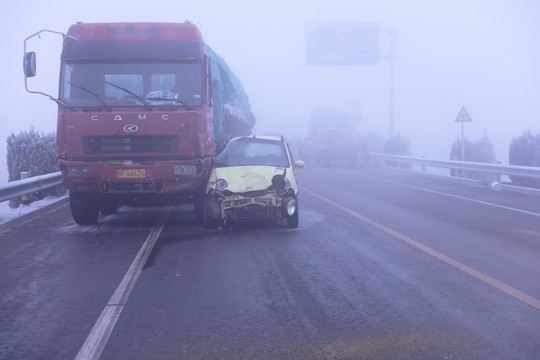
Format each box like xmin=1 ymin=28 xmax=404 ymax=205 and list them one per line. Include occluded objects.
xmin=1 ymin=166 xmax=539 ymax=360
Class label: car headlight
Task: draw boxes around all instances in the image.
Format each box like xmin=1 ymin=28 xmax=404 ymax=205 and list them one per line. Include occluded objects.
xmin=66 ymin=166 xmax=90 ymax=176
xmin=174 ymin=164 xmax=197 ymax=175
xmin=215 ymin=179 xmax=228 ymax=191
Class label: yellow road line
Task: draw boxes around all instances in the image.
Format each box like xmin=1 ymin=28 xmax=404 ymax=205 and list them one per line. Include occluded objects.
xmin=302 ymin=187 xmax=540 ymax=311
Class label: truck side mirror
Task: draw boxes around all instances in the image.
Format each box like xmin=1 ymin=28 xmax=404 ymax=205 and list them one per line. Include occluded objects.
xmin=23 ymin=52 xmax=36 ymax=78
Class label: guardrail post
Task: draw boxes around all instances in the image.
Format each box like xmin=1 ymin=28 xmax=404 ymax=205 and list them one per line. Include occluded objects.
xmin=20 ymin=172 xmax=31 ymax=205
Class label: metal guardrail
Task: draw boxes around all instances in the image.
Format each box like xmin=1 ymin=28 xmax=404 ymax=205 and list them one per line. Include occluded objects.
xmin=3 ymin=155 xmax=539 ymax=202
xmin=0 ymin=171 xmax=64 ymax=203
xmin=369 ymin=153 xmax=540 ymax=180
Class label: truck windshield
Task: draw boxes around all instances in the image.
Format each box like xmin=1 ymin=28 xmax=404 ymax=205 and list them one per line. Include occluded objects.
xmin=59 ymin=61 xmax=203 ymax=108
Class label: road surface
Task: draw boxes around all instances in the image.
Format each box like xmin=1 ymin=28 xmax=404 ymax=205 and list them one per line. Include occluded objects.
xmin=1 ymin=166 xmax=539 ymax=359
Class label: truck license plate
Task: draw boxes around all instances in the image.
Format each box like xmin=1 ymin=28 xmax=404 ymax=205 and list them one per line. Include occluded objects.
xmin=117 ymin=169 xmax=146 ymax=179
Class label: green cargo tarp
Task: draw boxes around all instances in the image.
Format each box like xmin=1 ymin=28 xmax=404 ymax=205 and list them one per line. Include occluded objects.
xmin=206 ymin=45 xmax=256 ymax=150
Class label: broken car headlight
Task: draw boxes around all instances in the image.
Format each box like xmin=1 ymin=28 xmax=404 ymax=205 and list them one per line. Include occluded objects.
xmin=215 ymin=179 xmax=228 ymax=191
xmin=272 ymin=174 xmax=286 ymax=190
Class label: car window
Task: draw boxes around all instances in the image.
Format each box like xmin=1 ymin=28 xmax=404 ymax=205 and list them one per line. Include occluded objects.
xmin=216 ymin=138 xmax=290 ymax=167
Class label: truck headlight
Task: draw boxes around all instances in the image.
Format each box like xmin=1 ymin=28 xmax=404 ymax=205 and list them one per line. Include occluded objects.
xmin=174 ymin=165 xmax=197 ymax=175
xmin=66 ymin=166 xmax=90 ymax=176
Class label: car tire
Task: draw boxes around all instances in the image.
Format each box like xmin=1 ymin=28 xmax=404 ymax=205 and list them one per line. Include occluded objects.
xmin=193 ymin=190 xmax=205 ymax=223
xmin=203 ymin=194 xmax=221 ymax=229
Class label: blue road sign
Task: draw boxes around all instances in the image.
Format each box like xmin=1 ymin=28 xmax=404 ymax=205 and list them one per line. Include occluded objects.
xmin=305 ymin=23 xmax=380 ymax=66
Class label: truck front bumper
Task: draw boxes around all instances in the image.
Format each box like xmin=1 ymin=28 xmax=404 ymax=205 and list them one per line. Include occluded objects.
xmin=59 ymin=159 xmax=210 ymax=195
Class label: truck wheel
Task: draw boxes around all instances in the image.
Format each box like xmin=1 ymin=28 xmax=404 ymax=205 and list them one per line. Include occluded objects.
xmin=203 ymin=194 xmax=221 ymax=229
xmin=69 ymin=191 xmax=100 ymax=225
xmin=100 ymin=199 xmax=118 ymax=215
xmin=286 ymin=202 xmax=299 ymax=229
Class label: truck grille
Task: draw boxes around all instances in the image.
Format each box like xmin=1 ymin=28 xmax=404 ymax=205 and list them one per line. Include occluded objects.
xmin=82 ymin=135 xmax=178 ymax=154
xmin=110 ymin=182 xmax=155 ymax=192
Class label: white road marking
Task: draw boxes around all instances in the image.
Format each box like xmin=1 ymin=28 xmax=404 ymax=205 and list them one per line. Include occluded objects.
xmin=376 ymin=176 xmax=540 ymax=218
xmin=74 ymin=208 xmax=170 ymax=360
xmin=303 ymin=187 xmax=540 ymax=311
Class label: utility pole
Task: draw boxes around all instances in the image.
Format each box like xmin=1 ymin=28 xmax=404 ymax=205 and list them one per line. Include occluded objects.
xmin=383 ymin=25 xmax=398 ymax=139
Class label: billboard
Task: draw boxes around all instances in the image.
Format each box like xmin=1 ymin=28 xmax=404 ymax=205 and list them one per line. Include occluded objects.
xmin=305 ymin=23 xmax=380 ymax=66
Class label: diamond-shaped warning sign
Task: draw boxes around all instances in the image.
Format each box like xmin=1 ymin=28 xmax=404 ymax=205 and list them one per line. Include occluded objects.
xmin=455 ymin=106 xmax=472 ymax=122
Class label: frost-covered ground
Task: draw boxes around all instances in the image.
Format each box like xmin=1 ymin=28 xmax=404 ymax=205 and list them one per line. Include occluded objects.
xmin=0 ymin=195 xmax=68 ymax=226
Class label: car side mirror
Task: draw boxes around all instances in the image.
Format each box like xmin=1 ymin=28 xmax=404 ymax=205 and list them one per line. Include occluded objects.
xmin=294 ymin=160 xmax=305 ymax=169
xmin=23 ymin=52 xmax=36 ymax=78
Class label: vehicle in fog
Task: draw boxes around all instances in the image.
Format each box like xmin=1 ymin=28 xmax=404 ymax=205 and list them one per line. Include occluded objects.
xmin=23 ymin=22 xmax=254 ymax=225
xmin=308 ymin=108 xmax=359 ymax=167
xmin=203 ymin=135 xmax=304 ymax=229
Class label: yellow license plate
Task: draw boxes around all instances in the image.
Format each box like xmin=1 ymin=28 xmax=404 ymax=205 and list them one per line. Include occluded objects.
xmin=117 ymin=169 xmax=146 ymax=179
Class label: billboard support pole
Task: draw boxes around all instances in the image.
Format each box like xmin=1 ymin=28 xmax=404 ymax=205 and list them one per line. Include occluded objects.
xmin=383 ymin=25 xmax=398 ymax=139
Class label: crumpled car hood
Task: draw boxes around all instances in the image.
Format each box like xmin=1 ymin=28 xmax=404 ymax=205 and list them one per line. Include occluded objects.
xmin=214 ymin=166 xmax=287 ymax=193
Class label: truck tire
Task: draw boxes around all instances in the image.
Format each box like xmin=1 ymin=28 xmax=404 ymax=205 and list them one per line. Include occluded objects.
xmin=69 ymin=191 xmax=100 ymax=225
xmin=100 ymin=199 xmax=118 ymax=215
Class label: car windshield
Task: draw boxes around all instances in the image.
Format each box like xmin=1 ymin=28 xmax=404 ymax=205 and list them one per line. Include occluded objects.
xmin=215 ymin=138 xmax=290 ymax=167
xmin=59 ymin=61 xmax=203 ymax=108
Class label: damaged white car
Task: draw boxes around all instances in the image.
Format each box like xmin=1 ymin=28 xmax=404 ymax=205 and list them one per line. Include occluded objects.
xmin=203 ymin=135 xmax=304 ymax=229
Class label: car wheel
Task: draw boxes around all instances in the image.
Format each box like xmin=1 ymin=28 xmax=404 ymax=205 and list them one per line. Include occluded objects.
xmin=203 ymin=194 xmax=221 ymax=229
xmin=193 ymin=190 xmax=205 ymax=223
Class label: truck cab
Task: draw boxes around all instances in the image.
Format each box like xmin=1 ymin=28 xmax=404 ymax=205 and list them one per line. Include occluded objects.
xmin=26 ymin=22 xmax=215 ymax=224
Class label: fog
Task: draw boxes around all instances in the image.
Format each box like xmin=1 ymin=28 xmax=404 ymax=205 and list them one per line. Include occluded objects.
xmin=1 ymin=0 xmax=539 ymax=183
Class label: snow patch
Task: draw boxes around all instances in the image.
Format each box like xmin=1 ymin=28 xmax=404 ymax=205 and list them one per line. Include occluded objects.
xmin=0 ymin=195 xmax=68 ymax=226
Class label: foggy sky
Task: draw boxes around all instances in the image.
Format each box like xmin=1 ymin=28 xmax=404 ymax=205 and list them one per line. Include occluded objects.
xmin=1 ymin=0 xmax=539 ymax=183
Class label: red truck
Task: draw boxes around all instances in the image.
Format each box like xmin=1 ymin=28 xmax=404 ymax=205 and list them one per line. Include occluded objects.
xmin=23 ymin=22 xmax=254 ymax=224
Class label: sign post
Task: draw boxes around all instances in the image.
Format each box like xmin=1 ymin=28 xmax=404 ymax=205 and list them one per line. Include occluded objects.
xmin=383 ymin=25 xmax=398 ymax=138
xmin=455 ymin=106 xmax=473 ymax=161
